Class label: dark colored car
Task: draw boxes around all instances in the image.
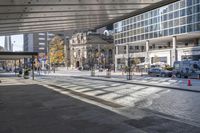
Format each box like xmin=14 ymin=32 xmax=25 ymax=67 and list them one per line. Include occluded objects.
xmin=14 ymin=68 xmax=23 ymax=74
xmin=148 ymin=68 xmax=172 ymax=77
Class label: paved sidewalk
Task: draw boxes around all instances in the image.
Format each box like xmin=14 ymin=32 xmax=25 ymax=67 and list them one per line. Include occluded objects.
xmin=42 ymin=69 xmax=200 ymax=92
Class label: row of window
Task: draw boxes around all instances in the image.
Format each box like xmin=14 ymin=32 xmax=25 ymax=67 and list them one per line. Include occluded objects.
xmin=115 ymin=5 xmax=200 ymax=34
xmin=115 ymin=23 xmax=200 ymax=44
xmin=114 ymin=0 xmax=200 ymax=45
xmin=115 ymin=5 xmax=200 ymax=30
xmin=114 ymin=15 xmax=200 ymax=39
xmin=114 ymin=0 xmax=200 ymax=29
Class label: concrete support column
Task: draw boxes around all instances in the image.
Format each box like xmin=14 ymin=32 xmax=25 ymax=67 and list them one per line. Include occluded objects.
xmin=115 ymin=57 xmax=118 ymax=72
xmin=146 ymin=40 xmax=149 ymax=52
xmin=126 ymin=45 xmax=129 ymax=55
xmin=171 ymin=36 xmax=177 ymax=66
xmin=115 ymin=45 xmax=119 ymax=72
xmin=98 ymin=44 xmax=100 ymax=67
xmin=145 ymin=40 xmax=150 ymax=64
xmin=125 ymin=45 xmax=129 ymax=66
xmin=116 ymin=45 xmax=118 ymax=55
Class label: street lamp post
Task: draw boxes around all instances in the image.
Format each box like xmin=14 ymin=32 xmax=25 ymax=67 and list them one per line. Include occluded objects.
xmin=89 ymin=46 xmax=95 ymax=76
xmin=127 ymin=44 xmax=132 ymax=80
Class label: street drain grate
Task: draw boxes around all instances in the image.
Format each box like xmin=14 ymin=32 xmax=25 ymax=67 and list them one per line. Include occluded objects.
xmin=48 ymin=84 xmax=124 ymax=108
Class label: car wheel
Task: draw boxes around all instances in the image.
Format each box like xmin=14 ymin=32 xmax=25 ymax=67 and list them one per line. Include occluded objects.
xmin=161 ymin=73 xmax=165 ymax=77
xmin=176 ymin=73 xmax=181 ymax=78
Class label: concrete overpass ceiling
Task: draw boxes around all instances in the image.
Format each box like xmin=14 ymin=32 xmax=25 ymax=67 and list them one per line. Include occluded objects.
xmin=0 ymin=0 xmax=174 ymax=35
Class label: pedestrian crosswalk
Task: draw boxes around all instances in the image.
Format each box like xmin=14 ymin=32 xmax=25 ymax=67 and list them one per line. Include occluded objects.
xmin=37 ymin=76 xmax=169 ymax=107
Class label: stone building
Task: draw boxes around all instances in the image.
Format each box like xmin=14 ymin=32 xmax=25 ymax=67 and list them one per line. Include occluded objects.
xmin=69 ymin=32 xmax=114 ymax=69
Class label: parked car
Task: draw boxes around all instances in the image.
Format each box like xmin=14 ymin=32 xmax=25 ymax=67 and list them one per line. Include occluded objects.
xmin=99 ymin=67 xmax=103 ymax=72
xmin=14 ymin=67 xmax=23 ymax=74
xmin=83 ymin=65 xmax=90 ymax=71
xmin=148 ymin=68 xmax=172 ymax=77
xmin=173 ymin=61 xmax=200 ymax=79
xmin=78 ymin=67 xmax=83 ymax=71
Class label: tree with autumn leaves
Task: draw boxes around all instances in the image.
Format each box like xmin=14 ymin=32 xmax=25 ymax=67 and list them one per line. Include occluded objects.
xmin=49 ymin=35 xmax=64 ymax=65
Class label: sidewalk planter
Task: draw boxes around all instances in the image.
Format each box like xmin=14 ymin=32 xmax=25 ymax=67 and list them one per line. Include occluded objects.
xmin=17 ymin=74 xmax=22 ymax=77
xmin=24 ymin=69 xmax=30 ymax=79
xmin=18 ymin=70 xmax=23 ymax=77
xmin=91 ymin=69 xmax=95 ymax=77
xmin=24 ymin=75 xmax=29 ymax=79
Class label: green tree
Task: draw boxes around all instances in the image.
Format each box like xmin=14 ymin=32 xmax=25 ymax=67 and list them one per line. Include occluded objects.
xmin=49 ymin=36 xmax=64 ymax=64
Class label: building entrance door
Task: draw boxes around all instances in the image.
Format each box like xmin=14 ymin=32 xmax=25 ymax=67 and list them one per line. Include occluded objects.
xmin=76 ymin=61 xmax=80 ymax=68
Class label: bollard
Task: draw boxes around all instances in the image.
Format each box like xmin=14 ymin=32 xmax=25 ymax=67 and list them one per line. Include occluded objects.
xmin=106 ymin=70 xmax=111 ymax=78
xmin=188 ymin=79 xmax=192 ymax=86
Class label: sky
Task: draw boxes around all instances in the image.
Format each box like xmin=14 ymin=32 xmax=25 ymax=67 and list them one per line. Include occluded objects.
xmin=0 ymin=34 xmax=23 ymax=51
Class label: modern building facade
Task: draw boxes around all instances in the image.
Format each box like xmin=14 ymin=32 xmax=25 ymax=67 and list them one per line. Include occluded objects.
xmin=24 ymin=34 xmax=34 ymax=53
xmin=114 ymin=0 xmax=200 ymax=70
xmin=24 ymin=32 xmax=54 ymax=55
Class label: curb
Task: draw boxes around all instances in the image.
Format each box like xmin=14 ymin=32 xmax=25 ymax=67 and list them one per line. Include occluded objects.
xmin=72 ymin=76 xmax=200 ymax=93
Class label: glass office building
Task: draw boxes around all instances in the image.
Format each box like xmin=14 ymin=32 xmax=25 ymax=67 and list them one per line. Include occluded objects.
xmin=114 ymin=0 xmax=200 ymax=69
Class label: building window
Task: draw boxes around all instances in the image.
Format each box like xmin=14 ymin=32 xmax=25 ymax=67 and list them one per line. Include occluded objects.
xmin=124 ymin=46 xmax=126 ymax=50
xmin=180 ymin=17 xmax=187 ymax=25
xmin=174 ymin=11 xmax=179 ymax=18
xmin=154 ymin=32 xmax=158 ymax=38
xmin=174 ymin=19 xmax=179 ymax=27
xmin=194 ymin=0 xmax=200 ymax=4
xmin=39 ymin=42 xmax=45 ymax=45
xmin=135 ymin=46 xmax=139 ymax=50
xmin=169 ymin=28 xmax=174 ymax=35
xmin=174 ymin=2 xmax=180 ymax=9
xmin=180 ymin=0 xmax=186 ymax=8
xmin=187 ymin=0 xmax=193 ymax=6
xmin=181 ymin=26 xmax=186 ymax=33
xmin=39 ymin=38 xmax=45 ymax=40
xmin=174 ymin=27 xmax=180 ymax=34
xmin=187 ymin=7 xmax=193 ymax=15
xmin=39 ymin=47 xmax=45 ymax=50
xmin=187 ymin=24 xmax=193 ymax=32
xmin=164 ymin=30 xmax=168 ymax=36
xmin=39 ymin=33 xmax=45 ymax=35
xmin=194 ymin=23 xmax=200 ymax=31
xmin=169 ymin=21 xmax=173 ymax=28
xmin=180 ymin=9 xmax=186 ymax=16
xmin=193 ymin=5 xmax=200 ymax=13
xmin=168 ymin=4 xmax=174 ymax=11
xmin=169 ymin=13 xmax=173 ymax=20
xmin=187 ymin=16 xmax=193 ymax=24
